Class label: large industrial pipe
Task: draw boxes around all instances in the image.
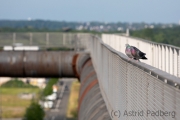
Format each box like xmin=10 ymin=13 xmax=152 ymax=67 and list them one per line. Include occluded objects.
xmin=0 ymin=51 xmax=111 ymax=119
xmin=0 ymin=51 xmax=86 ymax=77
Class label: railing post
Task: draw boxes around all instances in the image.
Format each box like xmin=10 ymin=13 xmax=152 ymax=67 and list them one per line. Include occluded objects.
xmin=158 ymin=45 xmax=162 ymax=69
xmin=178 ymin=50 xmax=180 ymax=77
xmin=155 ymin=44 xmax=158 ymax=68
xmin=63 ymin=33 xmax=66 ymax=46
xmin=13 ymin=33 xmax=16 ymax=45
xmin=170 ymin=47 xmax=173 ymax=75
xmin=162 ymin=45 xmax=165 ymax=71
xmin=121 ymin=36 xmax=126 ymax=53
xmin=174 ymin=49 xmax=178 ymax=76
xmin=119 ymin=36 xmax=121 ymax=52
xmin=29 ymin=33 xmax=32 ymax=45
xmin=115 ymin=36 xmax=118 ymax=51
xmin=165 ymin=46 xmax=169 ymax=73
xmin=151 ymin=44 xmax=154 ymax=66
xmin=46 ymin=33 xmax=49 ymax=48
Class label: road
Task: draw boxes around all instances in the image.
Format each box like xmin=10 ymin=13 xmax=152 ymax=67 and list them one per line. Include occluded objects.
xmin=45 ymin=79 xmax=73 ymax=120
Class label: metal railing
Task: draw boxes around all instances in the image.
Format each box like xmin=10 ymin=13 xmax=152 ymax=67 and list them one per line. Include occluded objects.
xmin=77 ymin=33 xmax=180 ymax=120
xmin=102 ymin=34 xmax=180 ymax=78
xmin=0 ymin=32 xmax=87 ymax=50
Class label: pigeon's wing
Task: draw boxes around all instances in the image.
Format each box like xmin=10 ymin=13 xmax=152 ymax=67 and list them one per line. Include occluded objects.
xmin=132 ymin=46 xmax=140 ymax=53
xmin=132 ymin=46 xmax=146 ymax=57
xmin=130 ymin=46 xmax=147 ymax=61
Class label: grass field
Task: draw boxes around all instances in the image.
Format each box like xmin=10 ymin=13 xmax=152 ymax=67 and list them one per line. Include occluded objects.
xmin=66 ymin=80 xmax=80 ymax=120
xmin=0 ymin=87 xmax=40 ymax=118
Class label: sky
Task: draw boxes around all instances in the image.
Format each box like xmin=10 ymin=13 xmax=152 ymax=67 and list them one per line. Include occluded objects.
xmin=0 ymin=0 xmax=180 ymax=23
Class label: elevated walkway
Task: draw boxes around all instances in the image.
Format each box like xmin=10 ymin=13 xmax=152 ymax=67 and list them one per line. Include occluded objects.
xmin=0 ymin=33 xmax=180 ymax=120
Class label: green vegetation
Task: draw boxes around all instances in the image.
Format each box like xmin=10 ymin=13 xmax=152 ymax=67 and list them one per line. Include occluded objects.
xmin=42 ymin=78 xmax=58 ymax=97
xmin=0 ymin=27 xmax=103 ymax=34
xmin=0 ymin=78 xmax=41 ymax=118
xmin=0 ymin=78 xmax=59 ymax=118
xmin=23 ymin=101 xmax=45 ymax=120
xmin=0 ymin=20 xmax=178 ymax=32
xmin=1 ymin=20 xmax=180 ymax=47
xmin=67 ymin=80 xmax=80 ymax=120
xmin=0 ymin=87 xmax=40 ymax=95
xmin=0 ymin=87 xmax=40 ymax=118
xmin=0 ymin=27 xmax=62 ymax=32
xmin=131 ymin=26 xmax=180 ymax=47
xmin=47 ymin=47 xmax=74 ymax=51
xmin=1 ymin=78 xmax=37 ymax=88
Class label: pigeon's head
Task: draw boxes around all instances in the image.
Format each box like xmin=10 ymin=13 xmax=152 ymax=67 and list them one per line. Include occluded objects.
xmin=125 ymin=44 xmax=130 ymax=47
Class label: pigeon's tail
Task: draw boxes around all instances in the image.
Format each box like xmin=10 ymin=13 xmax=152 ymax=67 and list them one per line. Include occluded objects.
xmin=141 ymin=56 xmax=147 ymax=59
xmin=139 ymin=52 xmax=146 ymax=56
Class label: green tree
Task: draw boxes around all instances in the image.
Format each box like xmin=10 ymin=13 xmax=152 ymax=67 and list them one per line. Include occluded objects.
xmin=131 ymin=26 xmax=180 ymax=47
xmin=142 ymin=28 xmax=154 ymax=40
xmin=42 ymin=78 xmax=58 ymax=96
xmin=24 ymin=102 xmax=45 ymax=120
xmin=154 ymin=32 xmax=166 ymax=43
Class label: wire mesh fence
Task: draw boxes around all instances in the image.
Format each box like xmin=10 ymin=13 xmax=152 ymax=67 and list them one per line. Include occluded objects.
xmin=0 ymin=32 xmax=87 ymax=50
xmin=78 ymin=33 xmax=180 ymax=120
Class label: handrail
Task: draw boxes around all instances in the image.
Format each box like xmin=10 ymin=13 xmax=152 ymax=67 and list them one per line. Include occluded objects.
xmin=114 ymin=33 xmax=180 ymax=50
xmin=93 ymin=35 xmax=180 ymax=88
xmin=102 ymin=34 xmax=180 ymax=78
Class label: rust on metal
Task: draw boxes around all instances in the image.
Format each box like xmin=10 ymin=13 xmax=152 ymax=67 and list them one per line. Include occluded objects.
xmin=0 ymin=51 xmax=77 ymax=77
xmin=76 ymin=54 xmax=90 ymax=75
xmin=60 ymin=52 xmax=76 ymax=77
xmin=0 ymin=51 xmax=24 ymax=77
xmin=80 ymin=58 xmax=91 ymax=74
xmin=78 ymin=79 xmax=98 ymax=112
xmin=77 ymin=58 xmax=98 ymax=113
xmin=81 ymin=71 xmax=95 ymax=87
xmin=24 ymin=51 xmax=60 ymax=77
xmin=72 ymin=54 xmax=80 ymax=78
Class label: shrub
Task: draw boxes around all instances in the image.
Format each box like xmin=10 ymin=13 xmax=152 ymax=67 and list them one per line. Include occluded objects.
xmin=42 ymin=78 xmax=58 ymax=97
xmin=23 ymin=102 xmax=45 ymax=120
xmin=1 ymin=78 xmax=37 ymax=88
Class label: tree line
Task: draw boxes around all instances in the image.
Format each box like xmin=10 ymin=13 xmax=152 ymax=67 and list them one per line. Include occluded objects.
xmin=0 ymin=20 xmax=180 ymax=47
xmin=130 ymin=26 xmax=180 ymax=47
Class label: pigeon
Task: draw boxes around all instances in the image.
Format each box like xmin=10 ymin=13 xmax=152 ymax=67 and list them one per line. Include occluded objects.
xmin=125 ymin=44 xmax=147 ymax=62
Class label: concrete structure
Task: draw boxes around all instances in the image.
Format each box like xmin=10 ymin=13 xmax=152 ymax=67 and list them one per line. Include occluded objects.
xmin=0 ymin=33 xmax=180 ymax=120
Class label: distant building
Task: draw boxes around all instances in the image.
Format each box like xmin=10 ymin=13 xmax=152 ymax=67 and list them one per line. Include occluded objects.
xmin=3 ymin=45 xmax=39 ymax=51
xmin=149 ymin=25 xmax=154 ymax=29
xmin=117 ymin=27 xmax=123 ymax=31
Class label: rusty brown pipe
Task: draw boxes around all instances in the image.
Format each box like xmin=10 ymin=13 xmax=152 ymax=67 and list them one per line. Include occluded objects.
xmin=0 ymin=51 xmax=81 ymax=77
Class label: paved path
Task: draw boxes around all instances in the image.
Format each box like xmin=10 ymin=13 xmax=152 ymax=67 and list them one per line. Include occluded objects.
xmin=45 ymin=79 xmax=73 ymax=120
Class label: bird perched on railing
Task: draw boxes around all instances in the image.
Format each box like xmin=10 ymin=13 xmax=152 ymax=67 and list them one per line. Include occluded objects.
xmin=125 ymin=44 xmax=147 ymax=62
